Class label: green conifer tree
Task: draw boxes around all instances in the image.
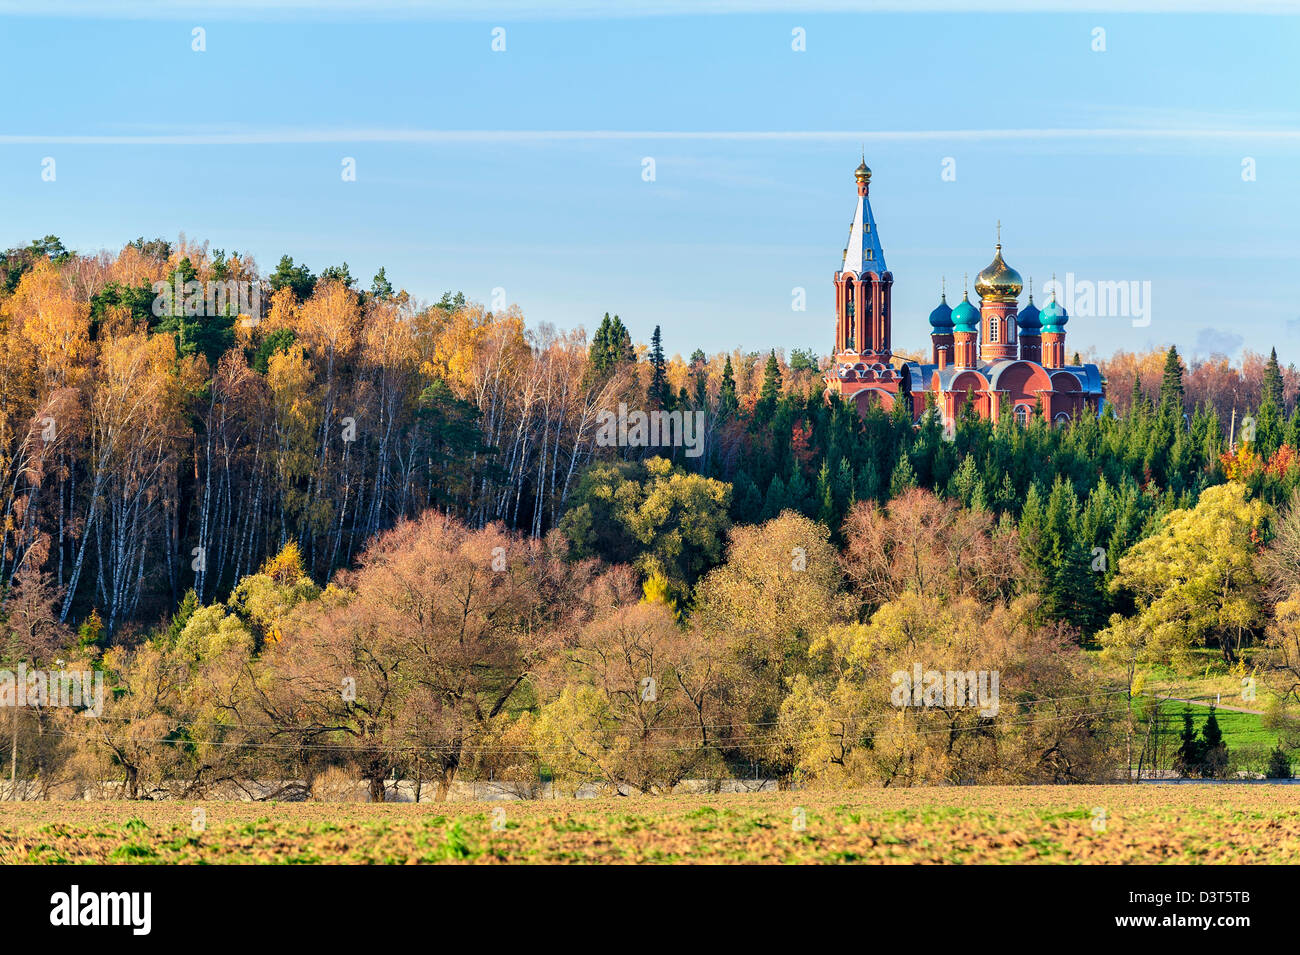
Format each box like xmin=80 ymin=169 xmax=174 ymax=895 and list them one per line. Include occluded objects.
xmin=1264 ymin=347 xmax=1285 ymax=411
xmin=647 ymin=325 xmax=670 ymax=411
xmin=1200 ymin=707 xmax=1229 ymax=778
xmin=889 ymin=453 xmax=917 ymax=498
xmin=1175 ymin=708 xmax=1204 ymax=778
xmin=1159 ymin=346 xmax=1185 ymax=420
xmin=761 ymin=475 xmax=788 ymax=521
xmin=719 ymin=355 xmax=738 ymax=418
xmin=756 ymin=350 xmax=783 ymax=420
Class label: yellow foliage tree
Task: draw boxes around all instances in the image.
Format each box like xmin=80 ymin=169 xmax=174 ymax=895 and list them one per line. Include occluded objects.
xmin=1102 ymin=481 xmax=1269 ymax=663
xmin=11 ymin=262 xmax=92 ymax=390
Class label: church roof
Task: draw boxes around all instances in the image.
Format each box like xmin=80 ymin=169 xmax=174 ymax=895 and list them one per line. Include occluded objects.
xmin=1058 ymin=364 xmax=1104 ymax=393
xmin=951 ymin=292 xmax=980 ymax=333
xmin=1018 ymin=294 xmax=1041 ymax=331
xmin=928 ymin=293 xmax=954 ymax=331
xmin=1040 ymin=296 xmax=1069 ymax=333
xmin=842 ymin=191 xmax=887 ymax=275
xmin=898 ymin=358 xmax=1105 ymax=395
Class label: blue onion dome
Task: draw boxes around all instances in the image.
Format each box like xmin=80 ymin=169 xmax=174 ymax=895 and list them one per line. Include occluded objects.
xmin=1018 ymin=282 xmax=1041 ymax=332
xmin=1039 ymin=288 xmax=1069 ymax=334
xmin=951 ymin=290 xmax=980 ymax=333
xmin=929 ymin=289 xmax=953 ymax=332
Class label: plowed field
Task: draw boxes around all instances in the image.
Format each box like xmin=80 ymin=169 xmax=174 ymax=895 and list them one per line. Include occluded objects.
xmin=2 ymin=785 xmax=1296 ymax=864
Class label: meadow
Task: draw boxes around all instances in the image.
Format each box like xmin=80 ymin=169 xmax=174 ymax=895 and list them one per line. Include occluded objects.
xmin=3 ymin=785 xmax=1298 ymax=865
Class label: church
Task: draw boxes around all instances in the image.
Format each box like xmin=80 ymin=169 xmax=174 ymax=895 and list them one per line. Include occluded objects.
xmin=825 ymin=160 xmax=1105 ymax=426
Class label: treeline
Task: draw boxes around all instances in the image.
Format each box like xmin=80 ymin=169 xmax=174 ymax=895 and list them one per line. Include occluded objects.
xmin=0 ymin=504 xmax=1124 ymax=797
xmin=5 ymin=234 xmax=1300 ymax=793
xmin=1 ymin=236 xmax=632 ymax=633
xmin=8 ymin=476 xmax=1299 ymax=798
xmin=3 ymin=235 xmax=1300 ymax=640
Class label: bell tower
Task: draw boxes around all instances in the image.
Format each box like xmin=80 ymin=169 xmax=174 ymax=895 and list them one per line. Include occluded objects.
xmin=834 ymin=159 xmax=892 ymax=362
xmin=974 ymin=223 xmax=1022 ymax=363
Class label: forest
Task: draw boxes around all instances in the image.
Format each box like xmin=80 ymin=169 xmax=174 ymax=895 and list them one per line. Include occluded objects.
xmin=2 ymin=234 xmax=1300 ymax=798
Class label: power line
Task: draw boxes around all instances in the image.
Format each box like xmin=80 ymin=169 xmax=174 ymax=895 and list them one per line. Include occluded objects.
xmin=53 ymin=685 xmax=1133 ymax=734
xmin=39 ymin=701 xmax=1135 ymax=755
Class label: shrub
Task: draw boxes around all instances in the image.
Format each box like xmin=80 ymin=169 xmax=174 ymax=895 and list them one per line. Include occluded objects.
xmin=1266 ymin=746 xmax=1293 ymax=780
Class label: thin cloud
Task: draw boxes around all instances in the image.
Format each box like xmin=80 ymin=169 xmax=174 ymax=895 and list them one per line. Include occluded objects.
xmin=2 ymin=0 xmax=1298 ymax=18
xmin=3 ymin=127 xmax=1300 ymax=145
xmin=1195 ymin=327 xmax=1246 ymax=357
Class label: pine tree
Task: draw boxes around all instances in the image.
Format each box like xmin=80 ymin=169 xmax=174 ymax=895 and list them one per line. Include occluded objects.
xmin=370 ymin=266 xmax=394 ymax=300
xmin=889 ymin=453 xmax=916 ymax=498
xmin=1159 ymin=346 xmax=1184 ymax=420
xmin=1256 ymin=396 xmax=1285 ymax=460
xmin=855 ymin=459 xmax=880 ymax=504
xmin=731 ymin=469 xmax=762 ymax=523
xmin=994 ymin=470 xmax=1018 ymax=514
xmin=647 ymin=325 xmax=670 ymax=411
xmin=950 ymin=454 xmax=981 ymax=509
xmin=1129 ymin=371 xmax=1146 ymax=418
xmin=156 ymin=255 xmax=235 ymax=366
xmin=960 ymin=388 xmax=980 ymax=426
xmin=1017 ymin=481 xmax=1049 ymax=596
xmin=891 ymin=383 xmax=914 ymax=431
xmin=1174 ymin=708 xmax=1203 ymax=778
xmin=1256 ymin=348 xmax=1287 ymax=458
xmin=589 ymin=313 xmax=635 ymax=378
xmin=761 ymin=475 xmax=788 ymax=520
xmin=590 ymin=313 xmax=612 ymax=355
xmin=1286 ymin=408 xmax=1300 ymax=453
xmin=690 ymin=350 xmax=708 ymax=406
xmin=1266 ymin=745 xmax=1293 ymax=779
xmin=1264 ymin=347 xmax=1285 ymax=411
xmin=1043 ymin=477 xmax=1082 ymax=620
xmin=816 ymin=460 xmax=835 ymax=527
xmin=719 ymin=355 xmax=738 ymax=418
xmin=166 ymin=588 xmax=199 ymax=644
xmin=589 ymin=313 xmax=614 ymax=376
xmin=787 ymin=467 xmax=813 ymax=516
xmin=756 ymin=350 xmax=783 ymax=419
xmin=1200 ymin=707 xmax=1229 ymax=778
xmin=319 ymin=261 xmax=355 ymax=288
xmin=77 ymin=609 xmax=104 ymax=650
xmin=1061 ymin=539 xmax=1106 ymax=634
xmin=612 ymin=315 xmax=634 ymax=363
xmin=833 ymin=456 xmax=854 ymax=513
xmin=269 ymin=254 xmax=316 ymax=300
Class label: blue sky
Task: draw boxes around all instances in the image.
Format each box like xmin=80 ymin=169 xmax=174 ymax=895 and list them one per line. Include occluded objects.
xmin=1 ymin=1 xmax=1298 ymax=363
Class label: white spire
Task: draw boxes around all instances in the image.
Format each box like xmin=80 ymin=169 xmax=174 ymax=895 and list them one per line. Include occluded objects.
xmin=842 ymin=191 xmax=887 ymax=274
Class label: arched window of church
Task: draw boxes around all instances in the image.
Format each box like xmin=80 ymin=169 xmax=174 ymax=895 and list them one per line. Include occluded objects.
xmin=1014 ymin=404 xmax=1030 ymax=427
xmin=865 ymin=249 xmax=873 ymax=261
xmin=988 ymin=317 xmax=999 ymax=343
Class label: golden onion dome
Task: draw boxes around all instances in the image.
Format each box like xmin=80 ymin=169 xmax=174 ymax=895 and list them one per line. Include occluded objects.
xmin=974 ymin=243 xmax=1023 ymax=301
xmin=854 ymin=160 xmax=871 ymax=184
